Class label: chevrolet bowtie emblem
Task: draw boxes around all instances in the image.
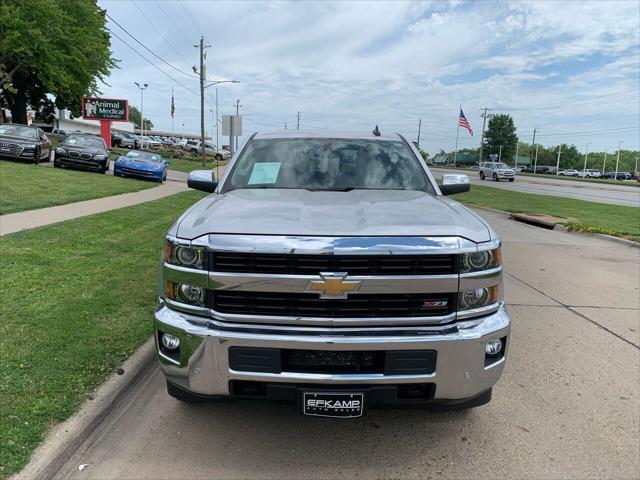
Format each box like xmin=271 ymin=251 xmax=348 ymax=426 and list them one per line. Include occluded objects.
xmin=306 ymin=272 xmax=362 ymax=299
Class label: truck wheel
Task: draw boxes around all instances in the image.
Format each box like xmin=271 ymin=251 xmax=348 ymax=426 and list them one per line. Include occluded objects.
xmin=166 ymin=381 xmax=204 ymax=403
xmin=479 ymin=171 xmax=485 ymax=180
xmin=508 ymin=178 xmax=514 ymax=182
xmin=215 ymin=153 xmax=222 ymax=161
xmin=493 ymin=173 xmax=499 ymax=181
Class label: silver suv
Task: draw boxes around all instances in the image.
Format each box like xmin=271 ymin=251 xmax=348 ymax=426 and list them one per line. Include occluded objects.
xmin=155 ymin=132 xmax=510 ymax=417
xmin=479 ymin=162 xmax=516 ymax=182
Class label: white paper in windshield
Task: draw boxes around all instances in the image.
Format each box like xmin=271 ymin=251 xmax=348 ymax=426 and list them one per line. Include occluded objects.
xmin=248 ymin=162 xmax=281 ymax=184
xmin=67 ymin=138 xmax=77 ymax=144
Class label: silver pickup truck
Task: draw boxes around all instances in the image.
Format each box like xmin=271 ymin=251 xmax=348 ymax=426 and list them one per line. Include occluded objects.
xmin=155 ymin=132 xmax=510 ymax=417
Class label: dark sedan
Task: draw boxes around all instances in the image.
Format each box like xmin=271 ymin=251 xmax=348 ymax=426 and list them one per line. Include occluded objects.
xmin=0 ymin=124 xmax=51 ymax=164
xmin=54 ymin=134 xmax=110 ymax=173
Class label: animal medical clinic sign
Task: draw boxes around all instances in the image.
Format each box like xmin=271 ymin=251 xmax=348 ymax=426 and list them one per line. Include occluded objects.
xmin=82 ymin=97 xmax=129 ymax=147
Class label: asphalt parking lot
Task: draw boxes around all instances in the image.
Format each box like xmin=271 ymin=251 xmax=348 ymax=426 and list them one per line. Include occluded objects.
xmin=432 ymin=167 xmax=640 ymax=207
xmin=43 ymin=208 xmax=639 ymax=480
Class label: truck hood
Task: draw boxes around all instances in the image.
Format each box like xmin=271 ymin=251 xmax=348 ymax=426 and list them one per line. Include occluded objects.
xmin=175 ymin=189 xmax=492 ymax=243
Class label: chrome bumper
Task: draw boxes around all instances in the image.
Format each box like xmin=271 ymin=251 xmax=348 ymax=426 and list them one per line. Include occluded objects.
xmin=154 ymin=303 xmax=511 ymax=401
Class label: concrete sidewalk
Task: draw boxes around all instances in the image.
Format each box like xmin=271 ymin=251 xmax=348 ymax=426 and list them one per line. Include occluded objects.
xmin=0 ymin=182 xmax=188 ymax=236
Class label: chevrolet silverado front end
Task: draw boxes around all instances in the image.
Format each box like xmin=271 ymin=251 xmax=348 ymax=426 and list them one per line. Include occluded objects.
xmin=154 ymin=132 xmax=510 ymax=417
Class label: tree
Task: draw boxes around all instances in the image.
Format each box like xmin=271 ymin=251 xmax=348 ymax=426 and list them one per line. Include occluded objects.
xmin=128 ymin=105 xmax=154 ymax=131
xmin=483 ymin=114 xmax=518 ymax=162
xmin=0 ymin=0 xmax=116 ymax=124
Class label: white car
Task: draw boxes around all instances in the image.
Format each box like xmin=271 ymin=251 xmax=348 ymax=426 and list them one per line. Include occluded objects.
xmin=187 ymin=141 xmax=230 ymax=160
xmin=558 ymin=169 xmax=579 ymax=176
xmin=479 ymin=162 xmax=516 ymax=182
xmin=577 ymin=169 xmax=601 ymax=178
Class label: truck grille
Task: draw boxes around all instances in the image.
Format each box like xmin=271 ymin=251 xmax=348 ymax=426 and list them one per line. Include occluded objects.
xmin=209 ymin=291 xmax=454 ymax=318
xmin=210 ymin=252 xmax=457 ymax=275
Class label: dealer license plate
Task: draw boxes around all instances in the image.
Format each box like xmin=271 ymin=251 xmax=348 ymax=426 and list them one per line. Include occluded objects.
xmin=302 ymin=392 xmax=364 ymax=418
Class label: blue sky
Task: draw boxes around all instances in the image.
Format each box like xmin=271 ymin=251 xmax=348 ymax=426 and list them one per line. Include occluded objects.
xmin=99 ymin=0 xmax=639 ymax=154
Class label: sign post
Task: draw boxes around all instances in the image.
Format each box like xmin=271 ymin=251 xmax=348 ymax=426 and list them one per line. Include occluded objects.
xmin=81 ymin=97 xmax=129 ymax=148
xmin=222 ymin=115 xmax=242 ymax=157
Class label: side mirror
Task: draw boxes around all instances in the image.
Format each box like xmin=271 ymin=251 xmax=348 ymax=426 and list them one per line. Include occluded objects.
xmin=440 ymin=174 xmax=470 ymax=196
xmin=187 ymin=170 xmax=217 ymax=193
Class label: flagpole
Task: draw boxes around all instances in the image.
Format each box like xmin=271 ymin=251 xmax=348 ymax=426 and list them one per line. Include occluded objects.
xmin=171 ymin=86 xmax=174 ymax=134
xmin=453 ymin=106 xmax=460 ymax=167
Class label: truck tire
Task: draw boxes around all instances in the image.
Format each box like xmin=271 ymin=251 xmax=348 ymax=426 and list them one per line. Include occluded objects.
xmin=479 ymin=171 xmax=485 ymax=180
xmin=215 ymin=153 xmax=222 ymax=161
xmin=493 ymin=173 xmax=499 ymax=181
xmin=166 ymin=381 xmax=205 ymax=403
xmin=508 ymin=178 xmax=514 ymax=182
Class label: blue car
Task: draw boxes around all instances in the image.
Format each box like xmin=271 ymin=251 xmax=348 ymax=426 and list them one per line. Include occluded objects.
xmin=113 ymin=150 xmax=169 ymax=182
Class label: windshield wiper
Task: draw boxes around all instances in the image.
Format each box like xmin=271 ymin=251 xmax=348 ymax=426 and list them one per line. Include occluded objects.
xmin=304 ymin=187 xmax=354 ymax=192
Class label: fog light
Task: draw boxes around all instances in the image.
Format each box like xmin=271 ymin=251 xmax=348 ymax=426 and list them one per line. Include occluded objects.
xmin=161 ymin=333 xmax=180 ymax=351
xmin=485 ymin=339 xmax=503 ymax=356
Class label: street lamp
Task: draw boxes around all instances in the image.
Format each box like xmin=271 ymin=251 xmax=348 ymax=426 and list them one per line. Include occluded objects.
xmin=201 ymin=80 xmax=239 ymax=166
xmin=582 ymin=142 xmax=591 ymax=172
xmin=134 ymin=82 xmax=148 ymax=149
xmin=614 ymin=141 xmax=624 ymax=180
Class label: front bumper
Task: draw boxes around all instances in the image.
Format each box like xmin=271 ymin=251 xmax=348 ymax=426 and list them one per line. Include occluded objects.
xmin=154 ymin=303 xmax=511 ymax=402
xmin=55 ymin=155 xmax=107 ymax=170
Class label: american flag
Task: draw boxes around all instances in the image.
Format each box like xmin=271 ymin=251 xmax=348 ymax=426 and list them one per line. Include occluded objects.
xmin=458 ymin=108 xmax=473 ymax=136
xmin=170 ymin=92 xmax=175 ymax=118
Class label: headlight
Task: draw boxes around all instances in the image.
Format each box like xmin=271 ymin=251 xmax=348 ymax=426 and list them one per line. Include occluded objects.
xmin=164 ymin=281 xmax=205 ymax=306
xmin=55 ymin=147 xmax=67 ymax=155
xmin=23 ymin=144 xmax=36 ymax=149
xmin=460 ymin=246 xmax=501 ymax=273
xmin=94 ymin=154 xmax=106 ymax=160
xmin=459 ymin=286 xmax=499 ymax=310
xmin=163 ymin=241 xmax=205 ymax=269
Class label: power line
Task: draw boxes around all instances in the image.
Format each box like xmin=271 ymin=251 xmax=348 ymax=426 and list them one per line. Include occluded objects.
xmin=153 ymin=0 xmax=194 ymax=47
xmin=107 ymin=28 xmax=201 ymax=99
xmin=131 ymin=0 xmax=194 ymax=72
xmin=106 ymin=12 xmax=198 ymax=79
xmin=179 ymin=0 xmax=203 ymax=35
xmin=537 ymin=126 xmax=639 ymax=137
xmin=497 ymin=89 xmax=639 ymax=112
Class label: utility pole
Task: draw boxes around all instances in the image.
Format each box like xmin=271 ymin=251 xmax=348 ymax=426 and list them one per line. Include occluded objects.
xmin=555 ymin=144 xmax=562 ymax=175
xmin=514 ymin=143 xmax=519 ymax=169
xmin=417 ymin=117 xmax=422 ymax=149
xmin=134 ymin=82 xmax=148 ymax=149
xmin=530 ymin=128 xmax=538 ymax=166
xmin=194 ymin=36 xmax=210 ymax=167
xmin=284 ymin=121 xmax=287 ymax=130
xmin=582 ymin=142 xmax=591 ymax=172
xmin=215 ymin=88 xmax=219 ymax=151
xmin=478 ymin=108 xmax=493 ymax=163
xmin=296 ymin=111 xmax=301 ymax=130
xmin=533 ymin=144 xmax=539 ymax=174
xmin=234 ymin=99 xmax=241 ymax=151
xmin=602 ymin=151 xmax=607 ymax=173
xmin=635 ymin=156 xmax=638 ymax=175
xmin=614 ymin=141 xmax=623 ymax=179
xmin=498 ymin=145 xmax=503 ymax=162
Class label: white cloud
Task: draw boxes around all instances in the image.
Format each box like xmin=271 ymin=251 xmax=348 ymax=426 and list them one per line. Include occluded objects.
xmin=98 ymin=0 xmax=640 ymax=153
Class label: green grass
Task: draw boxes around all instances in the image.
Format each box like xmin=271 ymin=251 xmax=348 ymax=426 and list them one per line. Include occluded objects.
xmin=0 ymin=190 xmax=205 ymax=478
xmin=0 ymin=161 xmax=155 ymax=215
xmin=452 ymin=184 xmax=640 ymax=242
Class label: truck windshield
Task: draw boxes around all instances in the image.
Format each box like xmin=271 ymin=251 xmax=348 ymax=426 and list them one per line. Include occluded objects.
xmin=225 ymin=138 xmax=433 ymax=192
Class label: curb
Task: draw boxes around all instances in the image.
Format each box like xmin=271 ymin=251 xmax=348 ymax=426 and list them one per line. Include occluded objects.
xmin=467 ymin=204 xmax=639 ymax=248
xmin=12 ymin=337 xmax=156 ymax=480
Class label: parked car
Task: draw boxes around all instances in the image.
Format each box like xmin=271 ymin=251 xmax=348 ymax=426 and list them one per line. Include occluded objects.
xmin=479 ymin=162 xmax=516 ymax=182
xmin=186 ymin=141 xmax=230 ymax=160
xmin=577 ymin=169 xmax=601 ymax=178
xmin=558 ymin=169 xmax=579 ymax=176
xmin=142 ymin=136 xmax=162 ymax=148
xmin=52 ymin=128 xmax=72 ymax=136
xmin=521 ymin=166 xmax=548 ymax=174
xmin=156 ymin=131 xmax=510 ymax=414
xmin=117 ymin=133 xmax=136 ymax=149
xmin=54 ymin=133 xmax=109 ymax=172
xmin=113 ymin=150 xmax=169 ymax=182
xmin=0 ymin=123 xmax=51 ymax=163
